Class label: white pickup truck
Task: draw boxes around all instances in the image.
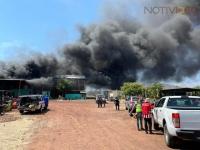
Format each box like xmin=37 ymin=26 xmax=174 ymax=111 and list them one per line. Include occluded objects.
xmin=153 ymin=96 xmax=200 ymax=148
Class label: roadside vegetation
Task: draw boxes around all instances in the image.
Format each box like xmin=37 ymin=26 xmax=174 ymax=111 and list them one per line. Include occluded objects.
xmin=120 ymin=82 xmax=163 ymax=100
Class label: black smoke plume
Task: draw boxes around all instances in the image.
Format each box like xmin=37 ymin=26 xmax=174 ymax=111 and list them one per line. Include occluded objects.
xmin=0 ymin=0 xmax=200 ymax=89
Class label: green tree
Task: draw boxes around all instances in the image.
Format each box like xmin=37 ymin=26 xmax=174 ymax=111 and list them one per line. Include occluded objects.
xmin=193 ymin=86 xmax=200 ymax=96
xmin=146 ymin=83 xmax=163 ymax=99
xmin=56 ymin=79 xmax=72 ymax=96
xmin=121 ymin=82 xmax=144 ymax=96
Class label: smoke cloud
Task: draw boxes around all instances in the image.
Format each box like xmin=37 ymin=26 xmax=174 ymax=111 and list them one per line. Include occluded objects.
xmin=0 ymin=0 xmax=200 ymax=89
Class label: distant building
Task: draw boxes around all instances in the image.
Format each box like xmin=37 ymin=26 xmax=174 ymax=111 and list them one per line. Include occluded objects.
xmin=52 ymin=75 xmax=86 ymax=100
xmin=144 ymin=83 xmax=200 ymax=97
xmin=160 ymin=85 xmax=200 ymax=96
xmin=0 ymin=75 xmax=86 ymax=100
xmin=0 ymin=79 xmax=31 ymax=98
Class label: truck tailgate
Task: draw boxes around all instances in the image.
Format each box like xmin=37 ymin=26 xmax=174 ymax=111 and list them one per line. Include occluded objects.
xmin=179 ymin=110 xmax=200 ymax=130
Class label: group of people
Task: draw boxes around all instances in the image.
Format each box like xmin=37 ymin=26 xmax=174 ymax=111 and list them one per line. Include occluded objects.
xmin=96 ymin=96 xmax=120 ymax=110
xmin=96 ymin=96 xmax=153 ymax=134
xmin=113 ymin=96 xmax=153 ymax=134
xmin=96 ymin=96 xmax=106 ymax=108
xmin=134 ymin=98 xmax=153 ymax=134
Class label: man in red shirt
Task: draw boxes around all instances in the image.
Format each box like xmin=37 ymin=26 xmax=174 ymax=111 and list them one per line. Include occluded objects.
xmin=142 ymin=98 xmax=153 ymax=134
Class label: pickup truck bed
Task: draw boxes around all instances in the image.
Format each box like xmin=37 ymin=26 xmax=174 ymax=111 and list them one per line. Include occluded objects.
xmin=153 ymin=96 xmax=200 ymax=148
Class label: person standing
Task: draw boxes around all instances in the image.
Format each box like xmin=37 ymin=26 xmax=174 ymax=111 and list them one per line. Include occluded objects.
xmin=135 ymin=99 xmax=143 ymax=131
xmin=97 ymin=96 xmax=102 ymax=108
xmin=114 ymin=97 xmax=120 ymax=111
xmin=142 ymin=98 xmax=153 ymax=134
xmin=129 ymin=96 xmax=134 ymax=117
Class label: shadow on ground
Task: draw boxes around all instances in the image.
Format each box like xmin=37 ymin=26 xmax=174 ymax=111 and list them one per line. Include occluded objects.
xmin=178 ymin=141 xmax=200 ymax=150
xmin=21 ymin=109 xmax=50 ymax=115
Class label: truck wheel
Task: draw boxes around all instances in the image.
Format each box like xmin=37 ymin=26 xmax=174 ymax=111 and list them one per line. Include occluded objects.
xmin=44 ymin=106 xmax=48 ymax=110
xmin=19 ymin=110 xmax=24 ymax=114
xmin=154 ymin=122 xmax=159 ymax=130
xmin=164 ymin=124 xmax=176 ymax=148
xmin=40 ymin=107 xmax=43 ymax=113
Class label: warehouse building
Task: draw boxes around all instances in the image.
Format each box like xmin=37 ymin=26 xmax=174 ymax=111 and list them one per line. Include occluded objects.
xmin=0 ymin=79 xmax=31 ymax=98
xmin=52 ymin=75 xmax=86 ymax=100
xmin=160 ymin=84 xmax=200 ymax=96
xmin=161 ymin=87 xmax=200 ymax=96
xmin=0 ymin=75 xmax=86 ymax=100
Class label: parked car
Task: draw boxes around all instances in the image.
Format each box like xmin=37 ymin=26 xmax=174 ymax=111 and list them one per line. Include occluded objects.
xmin=153 ymin=96 xmax=200 ymax=148
xmin=18 ymin=95 xmax=46 ymax=114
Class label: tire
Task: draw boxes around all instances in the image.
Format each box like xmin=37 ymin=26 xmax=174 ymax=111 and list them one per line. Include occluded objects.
xmin=19 ymin=110 xmax=24 ymax=114
xmin=0 ymin=111 xmax=5 ymax=116
xmin=154 ymin=122 xmax=160 ymax=130
xmin=152 ymin=116 xmax=160 ymax=130
xmin=44 ymin=106 xmax=48 ymax=110
xmin=164 ymin=124 xmax=177 ymax=148
xmin=40 ymin=107 xmax=43 ymax=113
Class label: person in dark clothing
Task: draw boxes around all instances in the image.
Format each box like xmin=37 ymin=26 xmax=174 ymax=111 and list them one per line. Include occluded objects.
xmin=144 ymin=117 xmax=152 ymax=134
xmin=102 ymin=98 xmax=106 ymax=107
xmin=97 ymin=97 xmax=102 ymax=108
xmin=114 ymin=97 xmax=120 ymax=110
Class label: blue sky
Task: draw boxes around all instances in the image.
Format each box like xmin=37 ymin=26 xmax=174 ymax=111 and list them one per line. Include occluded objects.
xmin=0 ymin=0 xmax=102 ymax=59
xmin=0 ymin=0 xmax=145 ymax=60
xmin=1 ymin=0 xmax=200 ymax=86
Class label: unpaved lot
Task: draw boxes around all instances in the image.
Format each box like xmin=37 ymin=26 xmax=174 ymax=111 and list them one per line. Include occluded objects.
xmin=26 ymin=100 xmax=170 ymax=150
xmin=0 ymin=110 xmax=20 ymax=123
xmin=0 ymin=111 xmax=35 ymax=150
xmin=1 ymin=101 xmax=200 ymax=150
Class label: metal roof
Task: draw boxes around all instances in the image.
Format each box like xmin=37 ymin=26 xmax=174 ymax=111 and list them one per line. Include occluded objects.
xmin=19 ymin=94 xmax=43 ymax=97
xmin=162 ymin=88 xmax=200 ymax=91
xmin=0 ymin=75 xmax=86 ymax=81
xmin=55 ymin=75 xmax=86 ymax=79
xmin=0 ymin=79 xmax=26 ymax=81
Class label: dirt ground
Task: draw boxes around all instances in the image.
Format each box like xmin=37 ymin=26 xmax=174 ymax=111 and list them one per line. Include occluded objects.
xmin=0 ymin=110 xmax=20 ymax=123
xmin=1 ymin=100 xmax=200 ymax=150
xmin=25 ymin=100 xmax=170 ymax=150
xmin=0 ymin=110 xmax=35 ymax=150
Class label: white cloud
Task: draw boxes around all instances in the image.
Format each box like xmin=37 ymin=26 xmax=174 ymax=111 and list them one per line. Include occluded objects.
xmin=0 ymin=41 xmax=22 ymax=50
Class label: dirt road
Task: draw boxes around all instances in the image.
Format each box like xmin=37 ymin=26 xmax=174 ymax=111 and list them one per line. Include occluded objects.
xmin=1 ymin=100 xmax=199 ymax=150
xmin=0 ymin=111 xmax=34 ymax=150
xmin=25 ymin=100 xmax=199 ymax=150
